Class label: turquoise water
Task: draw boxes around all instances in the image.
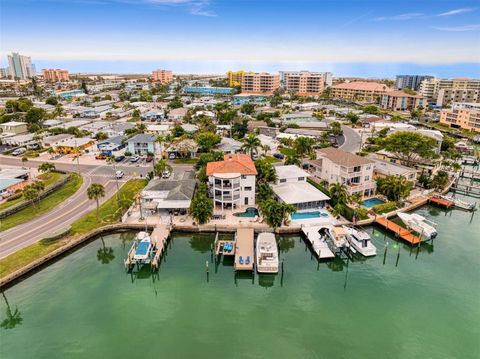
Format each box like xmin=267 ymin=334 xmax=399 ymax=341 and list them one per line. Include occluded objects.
xmin=233 ymin=207 xmax=258 ymax=218
xmin=1 ymin=204 xmax=479 ymax=358
xmin=362 ymin=197 xmax=386 ymax=208
xmin=291 ymin=211 xmax=329 ymax=220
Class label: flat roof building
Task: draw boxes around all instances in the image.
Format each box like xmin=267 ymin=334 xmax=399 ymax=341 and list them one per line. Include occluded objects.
xmin=42 ymin=69 xmax=69 ymax=82
xmin=330 ymin=81 xmax=393 ymax=103
xmin=152 ymin=69 xmax=173 ymax=84
xmin=241 ymin=72 xmax=280 ymax=95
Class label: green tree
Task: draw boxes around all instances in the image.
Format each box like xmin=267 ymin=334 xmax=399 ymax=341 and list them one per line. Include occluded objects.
xmin=328 ymin=121 xmax=343 ymax=143
xmin=285 ymin=154 xmax=301 ymax=166
xmin=431 ymin=170 xmax=449 ymax=191
xmin=195 ymin=131 xmax=221 ymax=152
xmin=154 ymin=159 xmax=173 ymax=177
xmin=23 ymin=185 xmax=39 ymax=209
xmin=376 ymin=176 xmax=413 ymax=201
xmin=95 ymin=132 xmax=109 ymax=141
xmin=25 ymin=108 xmax=46 ymax=126
xmin=329 ymin=183 xmax=349 ymax=206
xmin=87 ymin=183 xmax=106 ymax=220
xmin=293 ymin=136 xmax=314 ymax=161
xmin=190 ymin=185 xmax=213 ymax=224
xmin=363 ymin=105 xmax=378 ymax=114
xmin=242 ymin=133 xmax=261 ymax=157
xmin=346 ymin=112 xmax=359 ymax=126
xmin=255 ymin=158 xmax=278 ymax=184
xmin=258 ymin=199 xmax=296 ymax=229
xmin=168 ymin=96 xmax=183 ymax=109
xmin=45 ymin=96 xmax=58 ymax=106
xmin=380 ymin=131 xmax=437 ymax=167
xmin=38 ymin=162 xmax=56 ymax=174
xmin=240 ymin=103 xmax=255 ymax=115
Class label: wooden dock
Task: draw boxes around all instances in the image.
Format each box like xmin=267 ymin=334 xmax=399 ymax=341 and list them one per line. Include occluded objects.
xmin=374 ymin=216 xmax=422 ymax=245
xmin=234 ymin=227 xmax=254 ymax=271
xmin=301 ymin=226 xmax=335 ymax=259
xmin=150 ymin=225 xmax=171 ymax=270
xmin=429 ymin=196 xmax=454 ymax=208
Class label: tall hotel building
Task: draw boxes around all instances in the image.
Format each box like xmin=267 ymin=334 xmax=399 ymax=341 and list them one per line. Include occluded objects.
xmin=227 ymin=70 xmax=244 ymax=87
xmin=152 ymin=69 xmax=173 ymax=84
xmin=241 ymin=72 xmax=280 ymax=94
xmin=7 ymin=52 xmax=35 ymax=80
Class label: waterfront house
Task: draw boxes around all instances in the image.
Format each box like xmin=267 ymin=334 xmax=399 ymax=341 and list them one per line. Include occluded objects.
xmin=272 ymin=165 xmax=330 ymax=210
xmin=206 ymin=153 xmax=257 ymax=209
xmin=308 ymin=147 xmax=376 ymax=198
xmin=126 ymin=134 xmax=156 ymax=155
xmin=368 ymin=156 xmax=418 ymax=182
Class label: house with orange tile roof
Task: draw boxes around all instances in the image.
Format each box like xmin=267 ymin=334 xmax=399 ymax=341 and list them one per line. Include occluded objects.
xmin=330 ymin=81 xmax=393 ymax=103
xmin=206 ymin=154 xmax=257 ymax=209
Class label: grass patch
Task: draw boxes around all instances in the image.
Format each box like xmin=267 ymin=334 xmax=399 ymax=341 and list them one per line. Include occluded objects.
xmin=0 ymin=174 xmax=82 ymax=232
xmin=0 ymin=238 xmax=67 ymax=278
xmin=70 ymin=179 xmax=147 ymax=235
xmin=279 ymin=146 xmax=296 ymax=157
xmin=0 ymin=172 xmax=64 ymax=211
xmin=173 ymin=158 xmax=198 ymax=164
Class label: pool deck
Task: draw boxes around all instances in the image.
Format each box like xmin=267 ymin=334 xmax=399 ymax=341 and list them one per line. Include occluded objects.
xmin=234 ymin=226 xmax=254 ymax=271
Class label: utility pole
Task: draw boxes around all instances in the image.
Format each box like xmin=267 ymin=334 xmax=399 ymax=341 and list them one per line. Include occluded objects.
xmin=74 ymin=139 xmax=81 ymax=175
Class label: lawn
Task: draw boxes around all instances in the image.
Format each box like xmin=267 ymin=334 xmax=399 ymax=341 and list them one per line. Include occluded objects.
xmin=173 ymin=158 xmax=198 ymax=164
xmin=0 ymin=174 xmax=83 ymax=232
xmin=278 ymin=146 xmax=296 ymax=157
xmin=0 ymin=238 xmax=67 ymax=278
xmin=0 ymin=172 xmax=65 ymax=212
xmin=70 ymin=179 xmax=147 ymax=235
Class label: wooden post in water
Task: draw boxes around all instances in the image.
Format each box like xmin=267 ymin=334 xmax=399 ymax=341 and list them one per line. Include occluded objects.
xmin=396 ymin=244 xmax=400 ymax=267
xmin=383 ymin=244 xmax=388 ymax=265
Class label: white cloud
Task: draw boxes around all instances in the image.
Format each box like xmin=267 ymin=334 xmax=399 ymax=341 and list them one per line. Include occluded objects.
xmin=433 ymin=24 xmax=480 ymax=32
xmin=436 ymin=8 xmax=476 ymax=17
xmin=374 ymin=13 xmax=422 ymax=21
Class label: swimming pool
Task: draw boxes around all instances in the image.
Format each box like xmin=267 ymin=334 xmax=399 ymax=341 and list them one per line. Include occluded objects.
xmin=362 ymin=197 xmax=385 ymax=208
xmin=291 ymin=211 xmax=329 ymax=220
xmin=234 ymin=207 xmax=259 ymax=218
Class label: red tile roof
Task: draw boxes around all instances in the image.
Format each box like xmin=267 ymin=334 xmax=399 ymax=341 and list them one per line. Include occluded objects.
xmin=332 ymin=81 xmax=393 ymax=92
xmin=206 ymin=154 xmax=258 ymax=176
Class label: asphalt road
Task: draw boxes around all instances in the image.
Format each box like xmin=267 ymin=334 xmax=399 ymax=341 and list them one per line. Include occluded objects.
xmin=324 ymin=118 xmax=362 ymax=153
xmin=0 ymin=155 xmax=194 ymax=258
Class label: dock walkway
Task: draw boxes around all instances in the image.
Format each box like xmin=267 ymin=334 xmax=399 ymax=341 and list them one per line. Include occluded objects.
xmin=151 ymin=225 xmax=171 ymax=269
xmin=374 ymin=216 xmax=421 ymax=245
xmin=429 ymin=196 xmax=454 ymax=208
xmin=234 ymin=227 xmax=254 ymax=271
xmin=301 ymin=226 xmax=335 ymax=259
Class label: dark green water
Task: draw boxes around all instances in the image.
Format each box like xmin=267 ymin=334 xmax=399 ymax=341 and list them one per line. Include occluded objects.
xmin=1 ymin=205 xmax=479 ymax=359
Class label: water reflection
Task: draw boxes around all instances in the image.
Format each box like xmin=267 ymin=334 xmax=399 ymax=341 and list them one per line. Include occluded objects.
xmin=277 ymin=236 xmax=295 ymax=253
xmin=96 ymin=237 xmax=115 ymax=264
xmin=0 ymin=292 xmax=23 ymax=330
xmin=258 ymin=274 xmax=276 ymax=288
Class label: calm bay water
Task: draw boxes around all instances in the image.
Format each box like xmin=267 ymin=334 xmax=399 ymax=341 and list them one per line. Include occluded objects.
xmin=1 ymin=204 xmax=479 ymax=359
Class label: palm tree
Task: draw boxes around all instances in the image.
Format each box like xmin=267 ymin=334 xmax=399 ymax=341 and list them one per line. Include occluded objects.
xmin=154 ymin=159 xmax=173 ymax=177
xmin=0 ymin=292 xmax=23 ymax=330
xmin=242 ymin=133 xmax=261 ymax=157
xmin=87 ymin=183 xmax=106 ymax=220
xmin=260 ymin=144 xmax=271 ymax=156
xmin=285 ymin=154 xmax=301 ymax=166
xmin=38 ymin=162 xmax=56 ymax=175
xmin=329 ymin=183 xmax=349 ymax=206
xmin=349 ymin=192 xmax=364 ymax=207
xmin=21 ymin=156 xmax=28 ymax=168
xmin=328 ymin=121 xmax=343 ymax=144
xmin=293 ymin=136 xmax=314 ymax=163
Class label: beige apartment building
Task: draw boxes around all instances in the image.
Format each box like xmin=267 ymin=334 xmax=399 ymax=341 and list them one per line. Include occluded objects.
xmin=330 ymin=81 xmax=392 ymax=103
xmin=419 ymin=77 xmax=480 ymax=105
xmin=42 ymin=69 xmax=69 ymax=82
xmin=226 ymin=70 xmax=244 ymax=87
xmin=440 ymin=104 xmax=480 ymax=132
xmin=281 ymin=71 xmax=325 ymax=96
xmin=152 ymin=69 xmax=173 ymax=84
xmin=241 ymin=72 xmax=280 ymax=94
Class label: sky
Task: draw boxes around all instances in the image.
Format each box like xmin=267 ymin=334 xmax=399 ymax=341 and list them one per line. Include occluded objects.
xmin=1 ymin=0 xmax=479 ymax=77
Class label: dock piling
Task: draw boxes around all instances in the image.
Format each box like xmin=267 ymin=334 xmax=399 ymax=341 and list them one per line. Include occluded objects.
xmin=383 ymin=244 xmax=388 ymax=265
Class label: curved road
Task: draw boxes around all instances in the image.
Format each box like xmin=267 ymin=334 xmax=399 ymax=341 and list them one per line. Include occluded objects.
xmin=324 ymin=118 xmax=362 ymax=153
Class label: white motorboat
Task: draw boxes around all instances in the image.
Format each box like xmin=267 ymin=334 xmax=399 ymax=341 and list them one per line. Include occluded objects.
xmin=343 ymin=226 xmax=377 ymax=257
xmin=439 ymin=194 xmax=476 ymax=211
xmin=320 ymin=226 xmax=351 ymax=255
xmin=133 ymin=231 xmax=153 ymax=261
xmin=256 ymin=233 xmax=279 ymax=273
xmin=397 ymin=213 xmax=437 ymax=239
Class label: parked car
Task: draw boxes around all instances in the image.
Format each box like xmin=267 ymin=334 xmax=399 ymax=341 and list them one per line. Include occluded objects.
xmin=114 ymin=155 xmax=125 ymax=162
xmin=12 ymin=148 xmax=26 ymax=156
xmin=273 ymin=153 xmax=284 ymax=159
xmin=168 ymin=153 xmax=176 ymax=160
xmin=162 ymin=170 xmax=171 ymax=179
xmin=115 ymin=170 xmax=124 ymax=179
xmin=130 ymin=155 xmax=140 ymax=162
xmin=146 ymin=154 xmax=154 ymax=162
xmin=95 ymin=153 xmax=106 ymax=160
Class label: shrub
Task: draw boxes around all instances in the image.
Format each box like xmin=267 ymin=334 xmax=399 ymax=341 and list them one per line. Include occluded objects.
xmin=372 ymin=201 xmax=397 ymax=214
xmin=7 ymin=193 xmax=23 ymax=202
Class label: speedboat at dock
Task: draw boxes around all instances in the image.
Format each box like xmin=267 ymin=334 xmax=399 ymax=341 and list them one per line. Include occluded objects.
xmin=255 ymin=233 xmax=279 ymax=273
xmin=397 ymin=213 xmax=437 ymax=239
xmin=343 ymin=226 xmax=377 ymax=257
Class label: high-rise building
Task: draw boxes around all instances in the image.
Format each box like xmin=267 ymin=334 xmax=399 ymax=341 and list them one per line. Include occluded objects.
xmin=241 ymin=72 xmax=280 ymax=94
xmin=152 ymin=69 xmax=173 ymax=84
xmin=279 ymin=71 xmax=327 ymax=96
xmin=419 ymin=77 xmax=480 ymax=105
xmin=395 ymin=75 xmax=434 ymax=91
xmin=227 ymin=70 xmax=244 ymax=87
xmin=42 ymin=69 xmax=70 ymax=82
xmin=7 ymin=52 xmax=35 ymax=80
xmin=0 ymin=68 xmax=8 ymax=79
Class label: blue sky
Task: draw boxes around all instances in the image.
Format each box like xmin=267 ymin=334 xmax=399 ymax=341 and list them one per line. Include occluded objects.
xmin=1 ymin=0 xmax=479 ymax=77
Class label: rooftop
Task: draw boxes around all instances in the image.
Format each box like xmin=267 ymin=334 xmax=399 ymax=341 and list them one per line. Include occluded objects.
xmin=206 ymin=153 xmax=257 ymax=176
xmin=317 ymin=147 xmax=373 ymax=167
xmin=332 ymin=81 xmax=393 ymax=92
xmin=127 ymin=134 xmax=155 ymax=143
xmin=272 ymin=182 xmax=330 ymax=204
xmin=275 ymin=165 xmax=310 ymax=179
